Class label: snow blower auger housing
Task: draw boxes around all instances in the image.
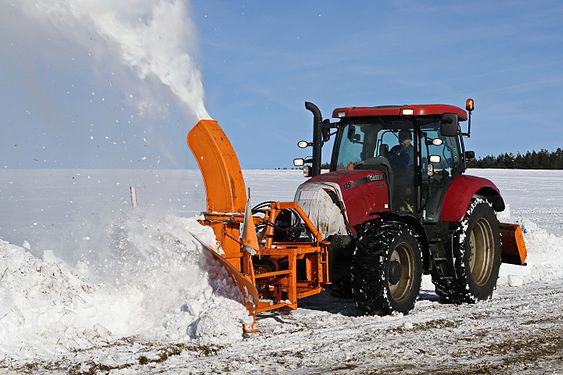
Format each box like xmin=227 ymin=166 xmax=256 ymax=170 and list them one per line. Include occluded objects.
xmin=187 ymin=120 xmax=330 ymax=326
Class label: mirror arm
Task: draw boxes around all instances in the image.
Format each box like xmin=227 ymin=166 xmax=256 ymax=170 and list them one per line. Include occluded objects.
xmin=466 ymin=111 xmax=472 ymax=137
xmin=462 ymin=111 xmax=472 ymax=137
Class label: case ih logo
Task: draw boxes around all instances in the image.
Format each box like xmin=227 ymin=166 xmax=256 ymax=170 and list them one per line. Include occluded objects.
xmin=343 ymin=174 xmax=384 ymax=190
xmin=366 ymin=174 xmax=383 ymax=182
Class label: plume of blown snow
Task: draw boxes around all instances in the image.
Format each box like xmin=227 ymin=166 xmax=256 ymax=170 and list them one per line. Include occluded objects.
xmin=15 ymin=0 xmax=210 ymax=120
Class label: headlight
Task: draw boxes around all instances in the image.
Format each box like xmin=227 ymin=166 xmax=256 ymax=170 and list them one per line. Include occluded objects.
xmin=293 ymin=158 xmax=305 ymax=167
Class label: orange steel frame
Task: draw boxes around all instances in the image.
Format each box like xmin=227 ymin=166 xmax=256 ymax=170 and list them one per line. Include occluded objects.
xmin=251 ymin=202 xmax=329 ymax=313
xmin=202 ymin=202 xmax=330 ymax=314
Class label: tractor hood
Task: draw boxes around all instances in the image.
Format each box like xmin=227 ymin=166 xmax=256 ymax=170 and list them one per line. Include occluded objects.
xmin=295 ymin=170 xmax=390 ymax=238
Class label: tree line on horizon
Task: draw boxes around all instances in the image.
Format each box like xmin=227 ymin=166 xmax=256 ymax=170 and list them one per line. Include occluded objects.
xmin=467 ymin=148 xmax=563 ymax=169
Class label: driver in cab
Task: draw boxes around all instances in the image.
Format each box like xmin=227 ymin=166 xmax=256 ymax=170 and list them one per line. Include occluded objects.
xmin=388 ymin=129 xmax=414 ymax=170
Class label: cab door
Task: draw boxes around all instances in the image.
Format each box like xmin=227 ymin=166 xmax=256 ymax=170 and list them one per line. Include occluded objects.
xmin=419 ymin=122 xmax=463 ymax=223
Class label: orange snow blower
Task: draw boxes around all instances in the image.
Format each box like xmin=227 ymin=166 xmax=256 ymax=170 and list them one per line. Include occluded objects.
xmin=187 ymin=120 xmax=330 ymax=325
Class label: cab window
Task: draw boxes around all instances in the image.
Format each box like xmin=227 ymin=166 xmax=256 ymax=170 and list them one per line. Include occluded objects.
xmin=421 ymin=122 xmax=462 ymax=177
xmin=335 ymin=124 xmax=366 ymax=169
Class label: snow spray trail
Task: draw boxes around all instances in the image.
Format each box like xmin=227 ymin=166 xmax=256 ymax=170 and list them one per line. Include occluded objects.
xmin=16 ymin=0 xmax=210 ymax=120
xmin=0 ymin=212 xmax=249 ymax=361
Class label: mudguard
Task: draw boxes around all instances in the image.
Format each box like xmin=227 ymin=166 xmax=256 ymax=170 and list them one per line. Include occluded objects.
xmin=440 ymin=175 xmax=505 ymax=222
xmin=440 ymin=175 xmax=526 ymax=266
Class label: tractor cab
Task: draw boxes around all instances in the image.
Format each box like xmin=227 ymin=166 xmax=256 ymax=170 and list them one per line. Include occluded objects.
xmin=295 ymin=102 xmax=475 ymax=223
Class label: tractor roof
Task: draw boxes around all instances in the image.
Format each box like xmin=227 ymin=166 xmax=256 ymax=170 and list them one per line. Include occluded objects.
xmin=332 ymin=104 xmax=467 ymax=121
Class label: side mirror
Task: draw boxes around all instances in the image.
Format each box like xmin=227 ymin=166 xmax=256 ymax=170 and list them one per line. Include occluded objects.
xmin=465 ymin=150 xmax=475 ymax=160
xmin=347 ymin=125 xmax=356 ymax=140
xmin=441 ymin=114 xmax=459 ymax=137
xmin=322 ymin=119 xmax=331 ymax=142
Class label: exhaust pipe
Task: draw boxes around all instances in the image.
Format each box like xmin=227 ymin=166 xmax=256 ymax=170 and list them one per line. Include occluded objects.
xmin=305 ymin=101 xmax=323 ymax=176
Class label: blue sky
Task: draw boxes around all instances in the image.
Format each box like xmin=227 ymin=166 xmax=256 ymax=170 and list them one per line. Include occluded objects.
xmin=1 ymin=1 xmax=562 ymax=169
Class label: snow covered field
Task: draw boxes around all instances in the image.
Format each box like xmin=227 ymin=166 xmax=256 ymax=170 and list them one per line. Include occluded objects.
xmin=1 ymin=168 xmax=562 ymax=374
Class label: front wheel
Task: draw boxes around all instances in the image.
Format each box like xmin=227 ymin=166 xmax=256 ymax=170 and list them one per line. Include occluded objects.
xmin=433 ymin=197 xmax=502 ymax=303
xmin=351 ymin=222 xmax=423 ymax=315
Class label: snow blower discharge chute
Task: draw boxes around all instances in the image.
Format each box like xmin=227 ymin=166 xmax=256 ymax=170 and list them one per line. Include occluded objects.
xmin=187 ymin=99 xmax=527 ymax=330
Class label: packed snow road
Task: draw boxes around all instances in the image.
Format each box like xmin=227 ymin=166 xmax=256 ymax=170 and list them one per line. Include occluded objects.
xmin=6 ymin=281 xmax=561 ymax=374
xmin=163 ymin=281 xmax=563 ymax=374
xmin=0 ymin=169 xmax=562 ymax=374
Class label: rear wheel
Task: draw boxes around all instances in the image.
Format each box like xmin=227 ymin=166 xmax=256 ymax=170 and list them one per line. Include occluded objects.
xmin=433 ymin=197 xmax=501 ymax=303
xmin=351 ymin=222 xmax=422 ymax=315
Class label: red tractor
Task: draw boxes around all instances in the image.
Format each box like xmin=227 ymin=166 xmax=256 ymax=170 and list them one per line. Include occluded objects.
xmin=293 ymin=99 xmax=527 ymax=315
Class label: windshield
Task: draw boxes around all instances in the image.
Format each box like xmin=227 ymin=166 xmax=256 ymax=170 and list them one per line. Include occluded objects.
xmin=334 ymin=118 xmax=414 ymax=171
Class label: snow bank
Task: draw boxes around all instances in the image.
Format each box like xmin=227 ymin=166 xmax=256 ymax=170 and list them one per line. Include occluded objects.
xmin=0 ymin=213 xmax=249 ymax=361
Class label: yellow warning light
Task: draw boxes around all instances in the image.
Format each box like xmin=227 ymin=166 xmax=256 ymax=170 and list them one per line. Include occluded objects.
xmin=466 ymin=98 xmax=475 ymax=112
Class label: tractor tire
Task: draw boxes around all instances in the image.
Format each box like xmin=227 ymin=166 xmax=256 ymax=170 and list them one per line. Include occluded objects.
xmin=351 ymin=222 xmax=423 ymax=315
xmin=433 ymin=197 xmax=502 ymax=303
